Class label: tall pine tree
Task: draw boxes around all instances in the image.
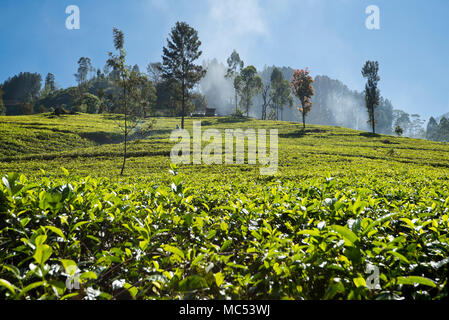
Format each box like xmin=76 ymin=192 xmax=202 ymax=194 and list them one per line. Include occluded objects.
xmin=362 ymin=61 xmax=380 ymax=134
xmin=161 ymin=22 xmax=206 ymax=129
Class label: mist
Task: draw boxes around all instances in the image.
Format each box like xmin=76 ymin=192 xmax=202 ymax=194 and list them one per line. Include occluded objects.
xmin=199 ymin=59 xmax=234 ymax=116
xmin=325 ymin=91 xmax=369 ymax=131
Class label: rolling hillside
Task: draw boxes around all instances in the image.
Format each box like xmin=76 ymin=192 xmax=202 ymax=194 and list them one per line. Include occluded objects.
xmin=1 ymin=113 xmax=449 ymax=181
xmin=1 ymin=113 xmax=449 ymax=300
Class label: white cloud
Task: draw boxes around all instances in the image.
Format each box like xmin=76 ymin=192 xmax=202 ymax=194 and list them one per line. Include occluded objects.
xmin=197 ymin=0 xmax=269 ymax=63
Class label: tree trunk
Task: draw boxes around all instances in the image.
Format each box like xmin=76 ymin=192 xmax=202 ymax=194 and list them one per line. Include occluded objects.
xmin=372 ymin=110 xmax=376 ymax=134
xmin=120 ymin=85 xmax=127 ymax=176
xmin=235 ymin=89 xmax=238 ymax=113
xmin=181 ymin=79 xmax=185 ymax=129
xmin=302 ymin=112 xmax=306 ymax=130
xmin=120 ymin=133 xmax=127 ymax=175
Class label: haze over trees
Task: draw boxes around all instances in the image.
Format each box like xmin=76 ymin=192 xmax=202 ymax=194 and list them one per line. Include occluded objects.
xmin=199 ymin=59 xmax=233 ymax=116
xmin=147 ymin=62 xmax=163 ymax=84
xmin=269 ymin=67 xmax=293 ymax=121
xmin=0 ymin=21 xmax=434 ymax=141
xmin=225 ymin=50 xmax=244 ymax=113
xmin=427 ymin=116 xmax=449 ymax=142
xmin=235 ymin=65 xmax=263 ymax=116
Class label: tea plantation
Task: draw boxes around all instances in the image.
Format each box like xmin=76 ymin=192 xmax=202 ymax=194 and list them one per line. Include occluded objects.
xmin=1 ymin=113 xmax=448 ymax=299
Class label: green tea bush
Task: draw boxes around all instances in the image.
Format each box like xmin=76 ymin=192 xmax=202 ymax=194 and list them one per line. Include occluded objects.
xmin=1 ymin=165 xmax=448 ymax=300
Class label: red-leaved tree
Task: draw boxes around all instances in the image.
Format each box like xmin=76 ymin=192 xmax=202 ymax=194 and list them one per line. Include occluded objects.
xmin=290 ymin=68 xmax=314 ymax=129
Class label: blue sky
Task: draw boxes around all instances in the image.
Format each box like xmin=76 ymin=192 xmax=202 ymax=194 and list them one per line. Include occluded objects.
xmin=0 ymin=0 xmax=448 ymax=120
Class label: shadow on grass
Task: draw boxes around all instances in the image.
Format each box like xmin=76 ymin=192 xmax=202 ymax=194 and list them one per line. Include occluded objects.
xmin=101 ymin=114 xmax=124 ymax=121
xmin=359 ymin=132 xmax=381 ymax=138
xmin=44 ymin=114 xmax=71 ymax=119
xmin=79 ymin=132 xmax=123 ymax=144
xmin=380 ymin=139 xmax=399 ymax=145
xmin=216 ymin=116 xmax=251 ymax=124
xmin=279 ymin=128 xmax=326 ymax=138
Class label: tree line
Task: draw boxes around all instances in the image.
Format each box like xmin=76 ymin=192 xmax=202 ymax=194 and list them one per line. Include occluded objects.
xmin=0 ymin=21 xmax=434 ymax=139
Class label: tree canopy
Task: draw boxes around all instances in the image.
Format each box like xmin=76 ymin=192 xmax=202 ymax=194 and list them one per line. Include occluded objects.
xmin=235 ymin=65 xmax=263 ymax=117
xmin=161 ymin=21 xmax=206 ymax=128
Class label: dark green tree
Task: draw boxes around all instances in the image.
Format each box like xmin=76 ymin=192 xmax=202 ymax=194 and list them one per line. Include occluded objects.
xmin=394 ymin=125 xmax=403 ymax=137
xmin=261 ymin=82 xmax=272 ymax=120
xmin=225 ymin=50 xmax=244 ymax=112
xmin=235 ymin=66 xmax=263 ymax=117
xmin=2 ymin=72 xmax=42 ymax=115
xmin=426 ymin=117 xmax=439 ymax=141
xmin=439 ymin=117 xmax=449 ymax=142
xmin=161 ymin=21 xmax=206 ymax=129
xmin=74 ymin=57 xmax=93 ymax=85
xmin=82 ymin=93 xmax=101 ymax=114
xmin=19 ymin=102 xmax=34 ymax=115
xmin=44 ymin=73 xmax=56 ymax=95
xmin=362 ymin=61 xmax=380 ymax=134
xmin=73 ymin=57 xmax=93 ymax=106
xmin=0 ymin=85 xmax=4 ymax=115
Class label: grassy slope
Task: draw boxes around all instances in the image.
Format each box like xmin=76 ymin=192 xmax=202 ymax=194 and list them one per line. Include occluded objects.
xmin=1 ymin=113 xmax=449 ymax=183
xmin=1 ymin=113 xmax=449 ymax=299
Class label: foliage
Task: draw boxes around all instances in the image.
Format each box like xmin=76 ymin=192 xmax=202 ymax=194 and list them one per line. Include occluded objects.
xmin=147 ymin=62 xmax=163 ymax=85
xmin=42 ymin=73 xmax=57 ymax=97
xmin=269 ymin=68 xmax=293 ymax=121
xmin=2 ymin=72 xmax=42 ymax=115
xmin=82 ymin=93 xmax=101 ymax=114
xmin=34 ymin=87 xmax=77 ymax=113
xmin=362 ymin=61 xmax=380 ymax=134
xmin=161 ymin=21 xmax=206 ymax=129
xmin=19 ymin=102 xmax=34 ymax=115
xmin=107 ymin=28 xmax=154 ymax=175
xmin=290 ymin=68 xmax=314 ymax=129
xmin=0 ymin=85 xmax=4 ymax=115
xmin=2 ymin=114 xmax=449 ymax=300
xmin=235 ymin=66 xmax=263 ymax=117
xmin=190 ymin=92 xmax=208 ymax=113
xmin=427 ymin=117 xmax=449 ymax=142
xmin=261 ymin=82 xmax=271 ymax=121
xmin=225 ymin=50 xmax=244 ymax=112
xmin=230 ymin=108 xmax=245 ymax=119
xmin=74 ymin=57 xmax=94 ymax=87
xmin=1 ymin=163 xmax=448 ymax=300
